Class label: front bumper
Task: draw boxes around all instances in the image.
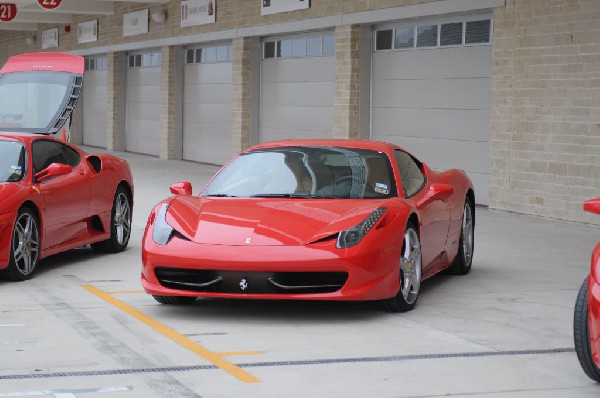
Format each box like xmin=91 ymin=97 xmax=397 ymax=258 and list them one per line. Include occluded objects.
xmin=141 ymin=232 xmax=402 ymax=301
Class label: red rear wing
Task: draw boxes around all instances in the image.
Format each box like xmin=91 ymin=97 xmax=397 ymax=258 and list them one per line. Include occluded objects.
xmin=0 ymin=52 xmax=84 ymax=74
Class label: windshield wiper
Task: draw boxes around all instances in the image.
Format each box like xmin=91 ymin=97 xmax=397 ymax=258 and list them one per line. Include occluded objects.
xmin=204 ymin=193 xmax=237 ymax=197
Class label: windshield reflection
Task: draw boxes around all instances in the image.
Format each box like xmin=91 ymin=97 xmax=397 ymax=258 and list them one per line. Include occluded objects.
xmin=0 ymin=140 xmax=26 ymax=183
xmin=202 ymin=146 xmax=396 ymax=199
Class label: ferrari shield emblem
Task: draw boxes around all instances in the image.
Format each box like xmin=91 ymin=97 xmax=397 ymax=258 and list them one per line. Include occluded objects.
xmin=245 ymin=237 xmax=252 ymax=244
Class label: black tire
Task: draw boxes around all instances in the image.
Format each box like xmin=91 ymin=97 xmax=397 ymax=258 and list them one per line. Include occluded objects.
xmin=91 ymin=185 xmax=132 ymax=253
xmin=448 ymin=197 xmax=475 ymax=275
xmin=573 ymin=277 xmax=600 ymax=382
xmin=0 ymin=207 xmax=40 ymax=281
xmin=378 ymin=222 xmax=421 ymax=312
xmin=153 ymin=295 xmax=197 ymax=305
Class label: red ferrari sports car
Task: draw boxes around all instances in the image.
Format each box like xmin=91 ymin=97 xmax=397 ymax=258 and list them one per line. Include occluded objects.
xmin=0 ymin=52 xmax=134 ymax=281
xmin=142 ymin=139 xmax=474 ymax=311
xmin=574 ymin=198 xmax=600 ymax=382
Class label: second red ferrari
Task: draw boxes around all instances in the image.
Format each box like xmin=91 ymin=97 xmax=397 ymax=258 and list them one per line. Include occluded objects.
xmin=142 ymin=139 xmax=474 ymax=312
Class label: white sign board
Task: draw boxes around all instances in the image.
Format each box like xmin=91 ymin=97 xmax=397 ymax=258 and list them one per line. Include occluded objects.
xmin=261 ymin=0 xmax=309 ymax=16
xmin=77 ymin=19 xmax=98 ymax=43
xmin=123 ymin=9 xmax=148 ymax=37
xmin=41 ymin=27 xmax=59 ymax=49
xmin=181 ymin=0 xmax=216 ymax=27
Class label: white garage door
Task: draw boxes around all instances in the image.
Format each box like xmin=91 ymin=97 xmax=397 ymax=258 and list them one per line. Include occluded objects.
xmin=126 ymin=50 xmax=161 ymax=156
xmin=183 ymin=44 xmax=232 ymax=165
xmin=372 ymin=16 xmax=493 ymax=204
xmin=260 ymin=32 xmax=335 ymax=142
xmin=82 ymin=55 xmax=107 ymax=148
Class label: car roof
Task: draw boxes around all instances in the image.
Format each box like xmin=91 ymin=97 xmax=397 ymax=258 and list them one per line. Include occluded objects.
xmin=246 ymin=139 xmax=401 ymax=153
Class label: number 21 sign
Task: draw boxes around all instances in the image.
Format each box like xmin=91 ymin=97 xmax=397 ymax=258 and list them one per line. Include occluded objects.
xmin=0 ymin=3 xmax=16 ymax=22
xmin=37 ymin=0 xmax=62 ymax=10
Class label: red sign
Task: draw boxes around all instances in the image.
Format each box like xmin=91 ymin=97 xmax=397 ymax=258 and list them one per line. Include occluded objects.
xmin=37 ymin=0 xmax=62 ymax=10
xmin=0 ymin=3 xmax=16 ymax=22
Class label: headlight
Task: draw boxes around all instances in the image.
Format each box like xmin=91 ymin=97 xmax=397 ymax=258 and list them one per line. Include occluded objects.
xmin=153 ymin=204 xmax=174 ymax=245
xmin=336 ymin=207 xmax=387 ymax=249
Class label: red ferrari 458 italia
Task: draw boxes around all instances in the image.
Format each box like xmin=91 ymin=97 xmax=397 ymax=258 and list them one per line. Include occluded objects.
xmin=142 ymin=139 xmax=474 ymax=311
xmin=574 ymin=199 xmax=600 ymax=382
xmin=0 ymin=52 xmax=134 ymax=281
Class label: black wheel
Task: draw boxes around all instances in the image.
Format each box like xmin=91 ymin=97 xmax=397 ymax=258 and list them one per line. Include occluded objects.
xmin=378 ymin=222 xmax=421 ymax=312
xmin=448 ymin=197 xmax=474 ymax=275
xmin=153 ymin=295 xmax=197 ymax=305
xmin=574 ymin=277 xmax=600 ymax=382
xmin=0 ymin=207 xmax=40 ymax=281
xmin=91 ymin=186 xmax=132 ymax=253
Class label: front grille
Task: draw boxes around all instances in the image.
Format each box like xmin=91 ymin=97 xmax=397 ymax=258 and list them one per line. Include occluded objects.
xmin=155 ymin=268 xmax=348 ymax=294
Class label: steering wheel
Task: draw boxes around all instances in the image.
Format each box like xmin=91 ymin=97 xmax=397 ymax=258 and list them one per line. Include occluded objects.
xmin=335 ymin=175 xmax=363 ymax=187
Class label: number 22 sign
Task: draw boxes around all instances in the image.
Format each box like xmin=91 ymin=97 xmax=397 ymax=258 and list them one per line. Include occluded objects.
xmin=0 ymin=3 xmax=16 ymax=22
xmin=37 ymin=0 xmax=62 ymax=10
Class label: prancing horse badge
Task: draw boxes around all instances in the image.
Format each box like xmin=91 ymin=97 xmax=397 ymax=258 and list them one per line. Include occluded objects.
xmin=245 ymin=237 xmax=251 ymax=244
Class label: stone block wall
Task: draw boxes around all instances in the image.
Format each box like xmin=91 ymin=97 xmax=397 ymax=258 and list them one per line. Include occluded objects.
xmin=490 ymin=0 xmax=600 ymax=223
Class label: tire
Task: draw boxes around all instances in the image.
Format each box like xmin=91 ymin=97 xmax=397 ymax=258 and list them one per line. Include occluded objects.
xmin=448 ymin=197 xmax=474 ymax=275
xmin=378 ymin=222 xmax=422 ymax=312
xmin=153 ymin=295 xmax=197 ymax=305
xmin=91 ymin=186 xmax=132 ymax=253
xmin=0 ymin=207 xmax=40 ymax=281
xmin=573 ymin=277 xmax=600 ymax=382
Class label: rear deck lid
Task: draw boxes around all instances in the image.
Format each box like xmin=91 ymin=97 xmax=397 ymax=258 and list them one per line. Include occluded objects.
xmin=0 ymin=52 xmax=83 ymax=135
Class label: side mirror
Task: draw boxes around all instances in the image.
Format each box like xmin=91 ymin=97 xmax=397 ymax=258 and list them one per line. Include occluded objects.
xmin=35 ymin=163 xmax=72 ymax=183
xmin=584 ymin=198 xmax=600 ymax=215
xmin=417 ymin=183 xmax=455 ymax=207
xmin=170 ymin=181 xmax=192 ymax=196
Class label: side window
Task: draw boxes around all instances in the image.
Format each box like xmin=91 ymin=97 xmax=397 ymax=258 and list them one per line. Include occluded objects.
xmin=394 ymin=150 xmax=425 ymax=198
xmin=32 ymin=140 xmax=80 ymax=173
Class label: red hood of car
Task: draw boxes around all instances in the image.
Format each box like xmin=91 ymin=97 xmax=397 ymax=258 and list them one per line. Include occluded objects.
xmin=164 ymin=196 xmax=383 ymax=246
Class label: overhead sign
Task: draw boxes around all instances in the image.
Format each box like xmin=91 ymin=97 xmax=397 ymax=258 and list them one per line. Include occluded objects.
xmin=0 ymin=3 xmax=16 ymax=22
xmin=181 ymin=0 xmax=216 ymax=28
xmin=261 ymin=0 xmax=309 ymax=16
xmin=123 ymin=9 xmax=148 ymax=37
xmin=37 ymin=0 xmax=62 ymax=10
xmin=42 ymin=27 xmax=59 ymax=49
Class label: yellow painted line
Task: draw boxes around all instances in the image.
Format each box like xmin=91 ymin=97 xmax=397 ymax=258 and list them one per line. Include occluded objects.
xmin=105 ymin=290 xmax=145 ymax=294
xmin=217 ymin=351 xmax=262 ymax=357
xmin=82 ymin=285 xmax=261 ymax=383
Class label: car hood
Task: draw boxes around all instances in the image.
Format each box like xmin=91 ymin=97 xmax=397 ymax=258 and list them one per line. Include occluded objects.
xmin=164 ymin=196 xmax=384 ymax=246
xmin=0 ymin=52 xmax=84 ymax=135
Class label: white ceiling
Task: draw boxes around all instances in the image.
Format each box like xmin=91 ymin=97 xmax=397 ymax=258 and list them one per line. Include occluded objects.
xmin=0 ymin=0 xmax=167 ymax=31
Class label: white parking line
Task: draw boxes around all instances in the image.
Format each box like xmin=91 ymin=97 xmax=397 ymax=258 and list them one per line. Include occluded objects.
xmin=0 ymin=387 xmax=129 ymax=397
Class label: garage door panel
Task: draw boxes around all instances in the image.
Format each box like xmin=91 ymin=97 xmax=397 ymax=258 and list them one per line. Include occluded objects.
xmin=260 ymin=127 xmax=332 ymax=143
xmin=261 ymin=105 xmax=332 ymax=132
xmin=182 ymin=57 xmax=233 ymax=165
xmin=184 ymin=83 xmax=231 ymax=105
xmin=374 ymin=134 xmax=490 ymax=175
xmin=372 ymin=108 xmax=490 ymax=142
xmin=184 ymin=103 xmax=231 ymax=125
xmin=262 ymin=57 xmax=334 ymax=83
xmin=82 ymin=70 xmax=107 ymax=148
xmin=261 ymin=81 xmax=334 ymax=107
xmin=126 ymin=85 xmax=161 ymax=103
xmin=126 ymin=102 xmax=161 ymax=121
xmin=125 ymin=131 xmax=159 ymax=155
xmin=372 ymin=78 xmax=491 ymax=110
xmin=184 ymin=64 xmax=232 ymax=84
xmin=126 ymin=68 xmax=161 ymax=85
xmin=373 ymin=46 xmax=492 ymax=80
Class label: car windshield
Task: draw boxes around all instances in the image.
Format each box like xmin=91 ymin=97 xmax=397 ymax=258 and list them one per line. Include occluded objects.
xmin=0 ymin=72 xmax=71 ymax=133
xmin=202 ymin=146 xmax=396 ymax=199
xmin=0 ymin=140 xmax=26 ymax=182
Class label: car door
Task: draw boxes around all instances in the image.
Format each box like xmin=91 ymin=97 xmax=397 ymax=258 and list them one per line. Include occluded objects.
xmin=31 ymin=139 xmax=91 ymax=249
xmin=394 ymin=150 xmax=451 ymax=270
